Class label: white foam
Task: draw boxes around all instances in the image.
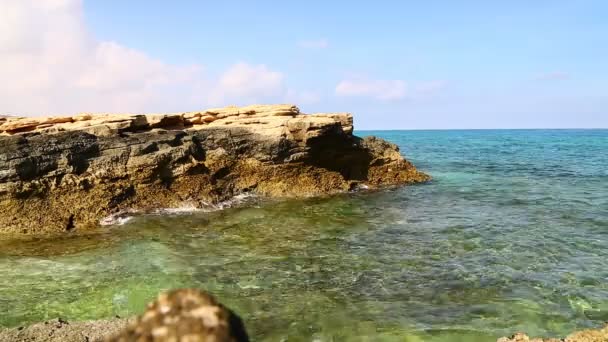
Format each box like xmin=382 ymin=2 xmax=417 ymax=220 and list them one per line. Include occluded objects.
xmin=99 ymin=211 xmax=136 ymax=226
xmin=156 ymin=205 xmax=199 ymax=214
xmin=100 ymin=193 xmax=257 ymax=224
xmin=350 ymin=183 xmax=369 ymax=191
xmin=193 ymin=193 xmax=256 ymax=212
xmin=212 ymin=193 xmax=255 ymax=210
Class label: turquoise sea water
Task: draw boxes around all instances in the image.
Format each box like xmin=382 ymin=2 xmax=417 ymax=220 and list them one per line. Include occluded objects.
xmin=1 ymin=129 xmax=607 ymax=341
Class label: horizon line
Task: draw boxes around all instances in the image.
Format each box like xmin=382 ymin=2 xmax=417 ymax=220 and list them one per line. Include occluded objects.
xmin=356 ymin=127 xmax=608 ymax=131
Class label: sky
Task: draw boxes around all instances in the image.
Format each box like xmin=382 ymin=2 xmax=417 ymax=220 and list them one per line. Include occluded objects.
xmin=0 ymin=0 xmax=606 ymax=129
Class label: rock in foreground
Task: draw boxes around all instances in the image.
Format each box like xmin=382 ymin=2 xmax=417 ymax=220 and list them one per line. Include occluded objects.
xmin=0 ymin=104 xmax=429 ymax=235
xmin=0 ymin=289 xmax=248 ymax=342
xmin=107 ymin=289 xmax=249 ymax=342
xmin=498 ymin=325 xmax=608 ymax=342
xmin=0 ymin=318 xmax=131 ymax=342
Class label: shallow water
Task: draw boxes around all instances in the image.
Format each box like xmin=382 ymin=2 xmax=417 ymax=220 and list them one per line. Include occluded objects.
xmin=1 ymin=129 xmax=607 ymax=341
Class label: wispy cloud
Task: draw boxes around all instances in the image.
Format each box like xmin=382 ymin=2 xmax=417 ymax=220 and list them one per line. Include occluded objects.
xmin=297 ymin=39 xmax=329 ymax=49
xmin=535 ymin=71 xmax=571 ymax=81
xmin=208 ymin=63 xmax=285 ymax=106
xmin=0 ymin=0 xmax=308 ymax=115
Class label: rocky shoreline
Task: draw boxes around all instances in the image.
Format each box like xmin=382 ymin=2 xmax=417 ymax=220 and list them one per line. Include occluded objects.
xmin=0 ymin=104 xmax=429 ymax=235
xmin=6 ymin=105 xmax=602 ymax=341
xmin=0 ymin=318 xmax=131 ymax=342
xmin=0 ymin=289 xmax=249 ymax=342
xmin=1 ymin=288 xmax=607 ymax=342
xmin=0 ymin=104 xmax=432 ymax=340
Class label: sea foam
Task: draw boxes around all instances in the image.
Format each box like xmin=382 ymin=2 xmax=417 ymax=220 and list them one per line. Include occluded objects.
xmin=99 ymin=193 xmax=256 ymax=226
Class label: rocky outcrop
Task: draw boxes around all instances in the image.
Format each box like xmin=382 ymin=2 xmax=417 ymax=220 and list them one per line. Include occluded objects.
xmin=0 ymin=104 xmax=429 ymax=234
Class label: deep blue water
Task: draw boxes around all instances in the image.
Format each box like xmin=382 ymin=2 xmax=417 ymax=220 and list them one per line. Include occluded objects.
xmin=1 ymin=129 xmax=607 ymax=341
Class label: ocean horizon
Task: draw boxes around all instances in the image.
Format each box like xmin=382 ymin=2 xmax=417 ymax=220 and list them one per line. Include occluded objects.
xmin=358 ymin=128 xmax=608 ymax=132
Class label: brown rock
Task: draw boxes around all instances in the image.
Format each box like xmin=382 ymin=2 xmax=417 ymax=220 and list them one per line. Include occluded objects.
xmin=498 ymin=325 xmax=608 ymax=342
xmin=566 ymin=325 xmax=608 ymax=341
xmin=0 ymin=104 xmax=430 ymax=235
xmin=0 ymin=290 xmax=248 ymax=342
xmin=106 ymin=289 xmax=249 ymax=342
xmin=0 ymin=318 xmax=131 ymax=342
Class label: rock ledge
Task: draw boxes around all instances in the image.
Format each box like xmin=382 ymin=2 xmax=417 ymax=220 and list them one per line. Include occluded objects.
xmin=0 ymin=104 xmax=429 ymax=234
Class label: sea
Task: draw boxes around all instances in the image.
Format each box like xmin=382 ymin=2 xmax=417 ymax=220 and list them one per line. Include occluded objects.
xmin=1 ymin=129 xmax=607 ymax=341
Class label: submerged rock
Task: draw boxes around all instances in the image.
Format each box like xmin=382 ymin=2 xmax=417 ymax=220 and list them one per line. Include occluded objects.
xmin=0 ymin=104 xmax=429 ymax=235
xmin=498 ymin=324 xmax=608 ymax=342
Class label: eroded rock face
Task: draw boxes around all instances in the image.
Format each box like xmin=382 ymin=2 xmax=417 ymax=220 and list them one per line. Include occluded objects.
xmin=0 ymin=104 xmax=429 ymax=234
xmin=107 ymin=289 xmax=249 ymax=342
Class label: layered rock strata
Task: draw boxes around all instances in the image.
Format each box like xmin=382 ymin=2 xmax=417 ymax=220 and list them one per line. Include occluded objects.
xmin=0 ymin=104 xmax=429 ymax=234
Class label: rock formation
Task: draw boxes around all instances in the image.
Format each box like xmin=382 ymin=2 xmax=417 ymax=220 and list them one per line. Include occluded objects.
xmin=106 ymin=289 xmax=248 ymax=342
xmin=0 ymin=104 xmax=429 ymax=234
xmin=0 ymin=318 xmax=130 ymax=342
xmin=0 ymin=289 xmax=248 ymax=342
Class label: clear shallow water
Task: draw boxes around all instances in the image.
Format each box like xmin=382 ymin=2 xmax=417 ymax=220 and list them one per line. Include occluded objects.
xmin=1 ymin=129 xmax=608 ymax=341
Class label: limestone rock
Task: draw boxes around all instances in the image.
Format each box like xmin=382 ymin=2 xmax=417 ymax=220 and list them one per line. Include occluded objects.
xmin=106 ymin=289 xmax=249 ymax=342
xmin=0 ymin=104 xmax=430 ymax=234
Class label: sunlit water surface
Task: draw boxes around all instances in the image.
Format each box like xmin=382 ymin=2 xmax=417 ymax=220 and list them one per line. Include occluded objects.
xmin=1 ymin=130 xmax=607 ymax=341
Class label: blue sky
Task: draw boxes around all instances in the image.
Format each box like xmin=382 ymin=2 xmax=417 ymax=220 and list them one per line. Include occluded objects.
xmin=1 ymin=1 xmax=606 ymax=128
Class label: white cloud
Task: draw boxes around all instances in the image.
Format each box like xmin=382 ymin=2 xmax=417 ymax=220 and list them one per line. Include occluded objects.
xmin=297 ymin=39 xmax=329 ymax=49
xmin=0 ymin=0 xmax=304 ymax=116
xmin=208 ymin=63 xmax=285 ymax=106
xmin=335 ymin=79 xmax=407 ymax=100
